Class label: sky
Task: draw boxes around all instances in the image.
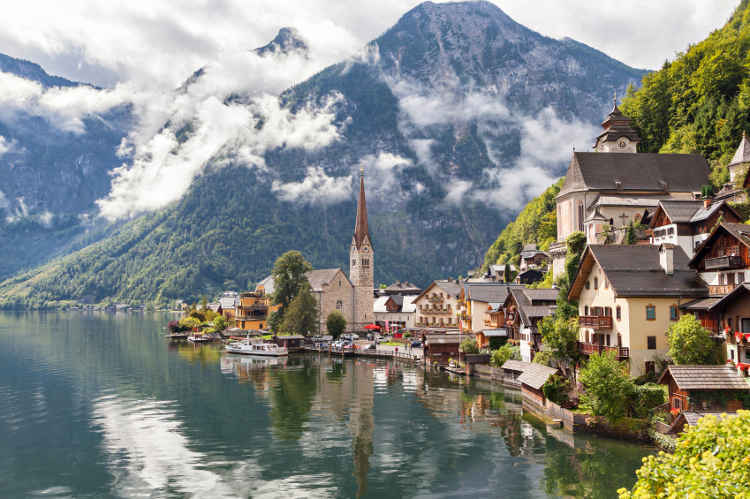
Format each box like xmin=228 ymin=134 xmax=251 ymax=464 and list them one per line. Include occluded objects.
xmin=0 ymin=0 xmax=738 ymax=90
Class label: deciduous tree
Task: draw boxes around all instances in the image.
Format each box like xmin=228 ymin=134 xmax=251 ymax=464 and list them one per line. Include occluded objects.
xmin=579 ymin=351 xmax=635 ymax=421
xmin=667 ymin=314 xmax=717 ymax=365
xmin=279 ymin=282 xmax=318 ymax=336
xmin=270 ymin=250 xmax=312 ymax=331
xmin=326 ymin=311 xmax=347 ymax=339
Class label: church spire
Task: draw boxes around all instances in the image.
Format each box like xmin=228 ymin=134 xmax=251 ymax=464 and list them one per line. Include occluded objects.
xmin=353 ymin=167 xmax=370 ymax=249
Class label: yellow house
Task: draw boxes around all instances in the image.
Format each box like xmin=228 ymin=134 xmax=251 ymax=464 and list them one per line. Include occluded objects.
xmin=235 ymin=291 xmax=279 ymax=331
xmin=569 ymin=244 xmax=707 ymax=378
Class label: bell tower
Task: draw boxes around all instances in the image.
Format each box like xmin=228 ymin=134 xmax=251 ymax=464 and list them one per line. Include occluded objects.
xmin=350 ymin=167 xmax=374 ymax=330
xmin=593 ymin=92 xmax=640 ymax=153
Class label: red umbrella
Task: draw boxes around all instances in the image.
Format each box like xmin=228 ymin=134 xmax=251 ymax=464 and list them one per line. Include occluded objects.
xmin=364 ymin=323 xmax=381 ymax=330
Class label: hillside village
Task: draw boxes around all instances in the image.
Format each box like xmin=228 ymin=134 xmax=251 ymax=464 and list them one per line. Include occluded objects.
xmin=185 ymin=99 xmax=750 ymax=441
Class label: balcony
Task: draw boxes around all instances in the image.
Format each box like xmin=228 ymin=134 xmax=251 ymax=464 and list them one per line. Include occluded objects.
xmin=578 ymin=342 xmax=629 ymax=359
xmin=705 ymin=254 xmax=743 ymax=270
xmin=578 ymin=316 xmax=613 ymax=329
xmin=708 ymin=284 xmax=737 ymax=295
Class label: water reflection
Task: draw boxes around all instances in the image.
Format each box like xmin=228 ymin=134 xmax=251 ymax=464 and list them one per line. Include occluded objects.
xmin=0 ymin=312 xmax=651 ymax=498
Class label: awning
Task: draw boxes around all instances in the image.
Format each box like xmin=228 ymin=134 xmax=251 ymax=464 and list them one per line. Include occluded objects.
xmin=481 ymin=329 xmax=507 ymax=337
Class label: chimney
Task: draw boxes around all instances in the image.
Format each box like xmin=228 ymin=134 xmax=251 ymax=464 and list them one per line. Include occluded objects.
xmin=659 ymin=244 xmax=674 ymax=275
xmin=704 ymin=198 xmax=711 ymax=209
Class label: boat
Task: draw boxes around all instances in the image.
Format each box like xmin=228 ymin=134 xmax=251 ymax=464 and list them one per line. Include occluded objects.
xmin=187 ymin=334 xmax=214 ymax=343
xmin=225 ymin=341 xmax=288 ymax=356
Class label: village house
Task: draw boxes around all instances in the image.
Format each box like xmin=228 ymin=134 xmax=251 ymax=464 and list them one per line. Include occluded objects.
xmin=424 ymin=333 xmax=462 ymax=365
xmin=688 ymin=222 xmax=750 ymax=297
xmin=459 ymin=283 xmax=523 ymax=349
xmin=514 ymin=268 xmax=545 ymax=285
xmin=659 ymin=365 xmax=750 ymax=415
xmin=413 ymin=280 xmax=462 ymax=328
xmin=235 ymin=290 xmax=276 ymax=330
xmin=649 ymin=199 xmax=740 ymax=258
xmin=373 ymin=293 xmax=417 ymax=332
xmin=569 ymin=244 xmax=707 ymax=378
xmin=381 ymin=281 xmax=421 ymax=296
xmin=550 ymin=102 xmax=710 ymax=279
xmin=218 ymin=291 xmax=238 ymax=320
xmin=519 ymin=244 xmax=550 ymax=271
xmin=503 ymin=288 xmax=558 ymax=362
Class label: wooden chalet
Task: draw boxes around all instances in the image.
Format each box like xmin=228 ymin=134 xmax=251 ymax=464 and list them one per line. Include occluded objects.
xmin=649 ymin=200 xmax=741 ymax=258
xmin=517 ymin=363 xmax=559 ymax=409
xmin=689 ymin=222 xmax=750 ymax=296
xmin=658 ymin=365 xmax=750 ymax=414
xmin=503 ymin=288 xmax=557 ymax=362
xmin=273 ymin=334 xmax=305 ymax=352
xmin=424 ymin=333 xmax=462 ymax=365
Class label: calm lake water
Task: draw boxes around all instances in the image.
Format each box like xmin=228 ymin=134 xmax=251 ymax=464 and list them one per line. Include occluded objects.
xmin=0 ymin=312 xmax=651 ymax=498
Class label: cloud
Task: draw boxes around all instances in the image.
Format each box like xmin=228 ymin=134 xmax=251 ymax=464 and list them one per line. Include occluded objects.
xmin=356 ymin=152 xmax=412 ymax=195
xmin=99 ymin=93 xmax=343 ymax=219
xmin=0 ymin=71 xmax=129 ymax=133
xmin=272 ymin=166 xmax=352 ymax=205
xmin=0 ymin=136 xmax=17 ymax=156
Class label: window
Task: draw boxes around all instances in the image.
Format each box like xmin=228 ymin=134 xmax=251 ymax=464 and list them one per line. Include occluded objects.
xmin=645 ymin=361 xmax=655 ymax=375
xmin=738 ymin=272 xmax=745 ymax=284
xmin=604 ymin=279 xmax=609 ymax=289
xmin=670 ymin=305 xmax=678 ymax=321
xmin=729 ymin=318 xmax=733 ymax=329
xmin=362 ymin=259 xmax=369 ymax=267
xmin=647 ymin=336 xmax=656 ymax=350
xmin=742 ymin=318 xmax=750 ymax=333
xmin=673 ymin=398 xmax=681 ymax=410
xmin=336 ymin=300 xmax=343 ymax=311
xmin=594 ymin=277 xmax=599 ymax=290
xmin=731 ymin=349 xmax=735 ymax=361
xmin=616 ymin=306 xmax=621 ymax=321
xmin=646 ymin=305 xmax=656 ymax=321
xmin=584 ymin=305 xmax=589 ymax=316
xmin=339 ymin=279 xmax=341 ymax=287
xmin=606 ymin=334 xmax=611 ymax=346
xmin=352 ymin=259 xmax=356 ymax=267
xmin=585 ymin=280 xmax=590 ymax=290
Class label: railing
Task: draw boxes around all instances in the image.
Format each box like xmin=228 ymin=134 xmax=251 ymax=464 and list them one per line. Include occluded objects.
xmin=578 ymin=342 xmax=629 ymax=358
xmin=708 ymin=284 xmax=737 ymax=295
xmin=578 ymin=316 xmax=613 ymax=329
xmin=700 ymin=319 xmax=720 ymax=334
xmin=705 ymin=254 xmax=743 ymax=270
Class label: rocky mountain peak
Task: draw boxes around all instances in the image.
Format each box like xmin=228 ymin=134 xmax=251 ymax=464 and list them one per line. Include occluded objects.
xmin=255 ymin=27 xmax=309 ymax=58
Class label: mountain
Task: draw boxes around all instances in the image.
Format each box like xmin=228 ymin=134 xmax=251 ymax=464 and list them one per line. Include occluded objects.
xmin=0 ymin=54 xmax=132 ymax=279
xmin=621 ymin=0 xmax=750 ymax=186
xmin=0 ymin=1 xmax=648 ymax=308
xmin=255 ymin=27 xmax=309 ymax=58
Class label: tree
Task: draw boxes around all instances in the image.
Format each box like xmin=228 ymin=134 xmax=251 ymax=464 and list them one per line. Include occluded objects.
xmin=460 ymin=337 xmax=479 ymax=354
xmin=618 ymin=410 xmax=750 ymax=498
xmin=326 ymin=311 xmax=347 ymax=339
xmin=624 ymin=222 xmax=636 ymax=245
xmin=213 ymin=315 xmax=227 ymax=332
xmin=579 ymin=351 xmax=635 ymax=421
xmin=504 ymin=263 xmax=512 ymax=283
xmin=490 ymin=343 xmax=521 ymax=367
xmin=270 ymin=251 xmax=312 ymax=331
xmin=667 ymin=314 xmax=717 ymax=365
xmin=279 ymin=282 xmax=318 ymax=336
xmin=539 ymin=315 xmax=580 ymax=377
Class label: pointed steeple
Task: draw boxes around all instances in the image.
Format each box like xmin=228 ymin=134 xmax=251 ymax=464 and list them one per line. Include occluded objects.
xmin=730 ymin=131 xmax=750 ymax=167
xmin=353 ymin=167 xmax=370 ymax=249
xmin=593 ymin=92 xmax=640 ymax=153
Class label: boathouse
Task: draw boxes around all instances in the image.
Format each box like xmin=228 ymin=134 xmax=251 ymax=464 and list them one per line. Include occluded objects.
xmin=658 ymin=365 xmax=750 ymax=413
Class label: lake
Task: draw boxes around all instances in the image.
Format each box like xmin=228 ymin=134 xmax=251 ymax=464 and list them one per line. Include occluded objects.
xmin=0 ymin=312 xmax=651 ymax=498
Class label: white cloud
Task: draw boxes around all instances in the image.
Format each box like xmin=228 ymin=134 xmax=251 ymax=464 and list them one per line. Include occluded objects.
xmin=272 ymin=166 xmax=352 ymax=205
xmin=356 ymin=152 xmax=412 ymax=195
xmin=0 ymin=71 xmax=129 ymax=134
xmin=0 ymin=136 xmax=15 ymax=156
xmin=99 ymin=93 xmax=343 ymax=219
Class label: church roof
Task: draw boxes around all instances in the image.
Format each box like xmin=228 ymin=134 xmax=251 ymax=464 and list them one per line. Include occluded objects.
xmin=595 ymin=102 xmax=641 ymax=145
xmin=558 ymin=152 xmax=709 ymax=198
xmin=729 ymin=131 xmax=750 ymax=167
xmin=353 ymin=170 xmax=370 ymax=249
xmin=306 ymin=269 xmax=349 ymax=292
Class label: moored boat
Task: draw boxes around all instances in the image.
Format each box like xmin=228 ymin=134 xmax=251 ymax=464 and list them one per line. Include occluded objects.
xmin=225 ymin=341 xmax=288 ymax=356
xmin=188 ymin=334 xmax=215 ymax=343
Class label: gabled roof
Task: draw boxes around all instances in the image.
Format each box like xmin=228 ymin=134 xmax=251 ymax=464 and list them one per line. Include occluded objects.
xmin=569 ymin=245 xmax=707 ymax=300
xmin=465 ymin=283 xmax=523 ymax=303
xmin=384 ymin=281 xmax=421 ymax=293
xmin=703 ymin=284 xmax=750 ymax=312
xmin=652 ymin=200 xmax=741 ymax=228
xmin=414 ymin=280 xmax=462 ymax=302
xmin=500 ymin=360 xmax=529 ymax=372
xmin=729 ymin=131 xmax=750 ymax=167
xmin=257 ymin=275 xmax=275 ymax=295
xmin=558 ymin=152 xmax=709 ymax=198
xmin=373 ymin=295 xmax=390 ymax=313
xmin=401 ymin=295 xmax=417 ymax=313
xmin=658 ymin=365 xmax=750 ymax=391
xmin=680 ymin=412 xmax=738 ymax=427
xmin=507 ymin=288 xmax=557 ymax=326
xmin=690 ymin=222 xmax=750 ymax=267
xmin=307 ymin=269 xmax=349 ymax=292
xmin=517 ymin=363 xmax=558 ymax=390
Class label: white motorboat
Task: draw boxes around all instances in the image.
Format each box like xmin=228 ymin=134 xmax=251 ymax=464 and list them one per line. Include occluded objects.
xmin=225 ymin=341 xmax=288 ymax=356
xmin=187 ymin=334 xmax=214 ymax=343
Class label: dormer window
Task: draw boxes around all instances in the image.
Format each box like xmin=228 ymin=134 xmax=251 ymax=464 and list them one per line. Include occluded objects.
xmin=352 ymin=259 xmax=356 ymax=267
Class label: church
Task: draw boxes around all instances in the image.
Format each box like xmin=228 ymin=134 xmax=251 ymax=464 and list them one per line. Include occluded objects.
xmin=550 ymin=99 xmax=711 ymax=279
xmin=306 ymin=168 xmax=375 ymax=333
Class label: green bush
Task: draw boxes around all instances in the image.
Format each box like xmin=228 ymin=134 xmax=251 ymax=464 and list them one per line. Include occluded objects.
xmin=542 ymin=374 xmax=570 ymax=405
xmin=631 ymin=384 xmax=666 ymax=418
xmin=460 ymin=337 xmax=479 ymax=354
xmin=619 ymin=411 xmax=750 ymax=498
xmin=490 ymin=343 xmax=521 ymax=367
